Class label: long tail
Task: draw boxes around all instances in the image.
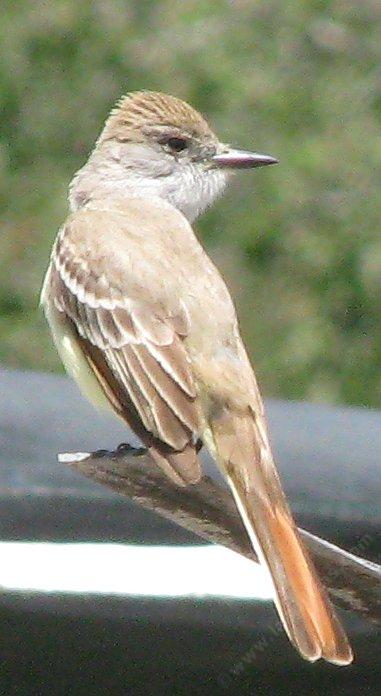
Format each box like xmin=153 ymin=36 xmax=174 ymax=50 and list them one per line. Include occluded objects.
xmin=209 ymin=408 xmax=353 ymax=665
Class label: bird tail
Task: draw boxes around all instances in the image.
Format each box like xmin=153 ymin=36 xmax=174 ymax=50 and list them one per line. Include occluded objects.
xmin=209 ymin=408 xmax=353 ymax=665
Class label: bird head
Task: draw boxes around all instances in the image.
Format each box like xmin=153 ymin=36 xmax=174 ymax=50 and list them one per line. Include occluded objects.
xmin=70 ymin=91 xmax=278 ymax=221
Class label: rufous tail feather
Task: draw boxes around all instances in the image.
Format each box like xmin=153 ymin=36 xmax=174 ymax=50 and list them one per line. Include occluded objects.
xmin=209 ymin=408 xmax=353 ymax=665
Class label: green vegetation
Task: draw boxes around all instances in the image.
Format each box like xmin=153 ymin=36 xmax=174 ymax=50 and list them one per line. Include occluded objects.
xmin=1 ymin=1 xmax=380 ymax=407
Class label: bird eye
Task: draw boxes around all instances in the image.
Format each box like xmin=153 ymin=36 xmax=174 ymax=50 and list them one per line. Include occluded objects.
xmin=164 ymin=137 xmax=188 ymax=153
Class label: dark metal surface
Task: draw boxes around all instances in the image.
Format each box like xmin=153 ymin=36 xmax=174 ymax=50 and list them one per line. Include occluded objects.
xmin=0 ymin=591 xmax=379 ymax=695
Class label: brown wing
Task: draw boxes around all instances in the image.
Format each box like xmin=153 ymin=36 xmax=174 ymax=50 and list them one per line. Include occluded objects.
xmin=46 ymin=219 xmax=202 ymax=486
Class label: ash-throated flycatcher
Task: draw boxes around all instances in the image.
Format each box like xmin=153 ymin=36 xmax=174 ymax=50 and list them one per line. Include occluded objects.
xmin=41 ymin=91 xmax=352 ymax=664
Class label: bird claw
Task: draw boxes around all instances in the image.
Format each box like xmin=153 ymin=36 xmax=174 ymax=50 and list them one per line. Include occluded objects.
xmin=116 ymin=442 xmax=147 ymax=457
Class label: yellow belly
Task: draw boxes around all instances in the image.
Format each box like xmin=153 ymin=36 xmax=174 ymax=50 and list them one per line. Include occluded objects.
xmin=44 ymin=300 xmax=112 ymax=413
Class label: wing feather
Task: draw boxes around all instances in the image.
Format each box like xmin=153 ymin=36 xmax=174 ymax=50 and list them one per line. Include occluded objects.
xmin=130 ymin=344 xmax=199 ymax=431
xmin=47 ymin=216 xmax=201 ymax=483
xmin=147 ymin=341 xmax=196 ymax=397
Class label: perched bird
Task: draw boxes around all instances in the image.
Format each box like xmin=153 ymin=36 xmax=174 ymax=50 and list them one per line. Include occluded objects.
xmin=41 ymin=91 xmax=353 ymax=665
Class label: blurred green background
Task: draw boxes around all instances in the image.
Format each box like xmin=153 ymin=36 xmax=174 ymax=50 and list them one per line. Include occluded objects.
xmin=1 ymin=0 xmax=380 ymax=407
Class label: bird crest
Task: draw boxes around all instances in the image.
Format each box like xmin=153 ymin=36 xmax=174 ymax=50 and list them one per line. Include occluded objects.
xmin=99 ymin=90 xmax=216 ymax=143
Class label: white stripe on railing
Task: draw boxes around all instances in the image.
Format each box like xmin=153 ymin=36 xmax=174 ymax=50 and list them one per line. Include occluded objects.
xmin=0 ymin=543 xmax=273 ymax=599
